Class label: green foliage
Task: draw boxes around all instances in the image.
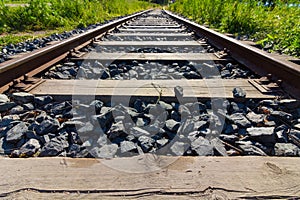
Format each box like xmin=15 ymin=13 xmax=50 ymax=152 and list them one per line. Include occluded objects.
xmin=169 ymin=0 xmax=300 ymax=57
xmin=0 ymin=0 xmax=153 ymax=33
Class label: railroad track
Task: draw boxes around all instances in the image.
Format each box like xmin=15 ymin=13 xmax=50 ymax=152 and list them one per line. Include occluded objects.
xmin=1 ymin=9 xmax=300 ymax=199
xmin=0 ymin=8 xmax=300 ymax=157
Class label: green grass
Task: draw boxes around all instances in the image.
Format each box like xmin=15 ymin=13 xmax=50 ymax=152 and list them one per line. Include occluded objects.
xmin=0 ymin=0 xmax=154 ymax=47
xmin=168 ymin=0 xmax=300 ymax=57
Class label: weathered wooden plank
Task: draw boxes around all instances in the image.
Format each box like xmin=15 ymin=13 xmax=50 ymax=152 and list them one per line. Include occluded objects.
xmin=94 ymin=41 xmax=203 ymax=47
xmin=28 ymin=79 xmax=277 ymax=99
xmin=0 ymin=157 xmax=299 ymax=199
xmin=123 ymin=25 xmax=182 ymax=29
xmin=112 ymin=33 xmax=192 ymax=37
xmin=71 ymin=53 xmax=226 ymax=62
xmin=118 ymin=28 xmax=186 ymax=32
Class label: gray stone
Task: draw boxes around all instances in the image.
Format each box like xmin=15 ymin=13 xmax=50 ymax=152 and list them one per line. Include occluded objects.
xmin=0 ymin=94 xmax=9 ymax=103
xmin=178 ymin=105 xmax=191 ymax=118
xmin=229 ymin=113 xmax=251 ymax=128
xmin=36 ymin=118 xmax=60 ymax=135
xmin=275 ymin=125 xmax=289 ymax=143
xmin=274 ymin=143 xmax=300 ymax=156
xmin=165 ymin=119 xmax=180 ymax=132
xmin=279 ymin=99 xmax=299 ymax=110
xmin=177 ymin=118 xmax=194 ymax=136
xmin=224 ymin=124 xmax=238 ymax=134
xmin=174 ymin=86 xmax=183 ymax=99
xmin=135 ymin=118 xmax=147 ymax=127
xmin=138 ymin=135 xmax=155 ymax=152
xmin=0 ymin=102 xmax=16 ymax=112
xmin=39 ymin=135 xmax=69 ymax=156
xmin=133 ymin=99 xmax=146 ymax=113
xmin=294 ymin=123 xmax=300 ymax=130
xmin=12 ymin=92 xmax=34 ymax=104
xmin=271 ymin=111 xmax=293 ymax=122
xmin=230 ymin=102 xmax=248 ymax=114
xmin=246 ymin=112 xmax=265 ymax=124
xmin=35 ymin=111 xmax=48 ymax=123
xmin=93 ymin=110 xmax=113 ymax=129
xmin=95 ymin=134 xmax=107 ymax=147
xmin=290 ymin=129 xmax=300 ymax=139
xmin=219 ymin=134 xmax=239 ymax=143
xmin=18 ymin=138 xmax=41 ymax=157
xmin=120 ymin=140 xmax=136 ymax=153
xmin=158 ymin=101 xmax=173 ymax=111
xmin=170 ymin=110 xmax=181 ymax=121
xmin=89 ymin=100 xmax=104 ymax=112
xmin=23 ymin=103 xmax=35 ymax=110
xmin=77 ymin=121 xmax=94 ymax=134
xmin=193 ymin=120 xmax=207 ymax=131
xmin=210 ymin=138 xmax=227 ymax=156
xmin=10 ymin=105 xmax=25 ymax=114
xmin=239 ymin=144 xmax=267 ymax=156
xmin=94 ymin=144 xmax=118 ymax=158
xmin=191 ymin=136 xmax=214 ymax=156
xmin=156 ymin=137 xmax=169 ymax=147
xmin=131 ymin=127 xmax=151 ymax=137
xmin=107 ymin=121 xmax=127 ymax=140
xmin=67 ymin=144 xmax=81 ymax=157
xmin=170 ymin=141 xmax=186 ymax=156
xmin=6 ymin=122 xmax=28 ymax=143
xmin=187 ymin=131 xmax=200 ymax=142
xmin=232 ymin=87 xmax=246 ymax=98
xmin=247 ymin=127 xmax=276 ymax=144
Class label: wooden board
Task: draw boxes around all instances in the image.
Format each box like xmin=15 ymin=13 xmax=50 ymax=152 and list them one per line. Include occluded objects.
xmin=110 ymin=33 xmax=192 ymax=37
xmin=28 ymin=79 xmax=277 ymax=100
xmin=118 ymin=28 xmax=186 ymax=32
xmin=0 ymin=156 xmax=299 ymax=199
xmin=123 ymin=25 xmax=182 ymax=29
xmin=94 ymin=41 xmax=203 ymax=47
xmin=71 ymin=53 xmax=227 ymax=62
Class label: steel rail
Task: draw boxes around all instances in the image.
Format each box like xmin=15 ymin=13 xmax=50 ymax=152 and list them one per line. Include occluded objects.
xmin=0 ymin=9 xmax=151 ymax=90
xmin=164 ymin=10 xmax=300 ymax=98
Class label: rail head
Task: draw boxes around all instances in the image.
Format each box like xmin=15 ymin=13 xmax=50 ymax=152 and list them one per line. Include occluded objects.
xmin=164 ymin=10 xmax=300 ymax=99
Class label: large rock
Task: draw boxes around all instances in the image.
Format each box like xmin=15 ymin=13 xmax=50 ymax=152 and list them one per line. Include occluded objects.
xmin=16 ymin=138 xmax=41 ymax=157
xmin=246 ymin=112 xmax=265 ymax=124
xmin=238 ymin=142 xmax=267 ymax=156
xmin=107 ymin=121 xmax=127 ymax=140
xmin=232 ymin=87 xmax=246 ymax=98
xmin=165 ymin=119 xmax=180 ymax=132
xmin=274 ymin=143 xmax=300 ymax=156
xmin=279 ymin=99 xmax=299 ymax=110
xmin=36 ymin=118 xmax=60 ymax=135
xmin=12 ymin=92 xmax=34 ymax=104
xmin=229 ymin=113 xmax=251 ymax=128
xmin=91 ymin=144 xmax=118 ymax=158
xmin=0 ymin=94 xmax=9 ymax=103
xmin=170 ymin=141 xmax=186 ymax=156
xmin=131 ymin=127 xmax=151 ymax=137
xmin=191 ymin=136 xmax=214 ymax=156
xmin=39 ymin=135 xmax=69 ymax=156
xmin=10 ymin=105 xmax=25 ymax=114
xmin=120 ymin=140 xmax=137 ymax=154
xmin=210 ymin=138 xmax=227 ymax=156
xmin=138 ymin=135 xmax=155 ymax=152
xmin=0 ymin=102 xmax=16 ymax=112
xmin=34 ymin=95 xmax=53 ymax=106
xmin=6 ymin=122 xmax=28 ymax=143
xmin=247 ymin=127 xmax=276 ymax=144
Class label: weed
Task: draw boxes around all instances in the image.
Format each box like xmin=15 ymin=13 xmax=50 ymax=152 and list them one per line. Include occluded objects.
xmin=169 ymin=0 xmax=300 ymax=57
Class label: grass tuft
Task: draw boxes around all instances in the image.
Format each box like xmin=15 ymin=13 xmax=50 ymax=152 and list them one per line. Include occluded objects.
xmin=168 ymin=0 xmax=300 ymax=57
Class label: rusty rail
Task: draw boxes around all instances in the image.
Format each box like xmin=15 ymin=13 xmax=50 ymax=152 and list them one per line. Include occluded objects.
xmin=164 ymin=10 xmax=300 ymax=99
xmin=0 ymin=10 xmax=150 ymax=91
